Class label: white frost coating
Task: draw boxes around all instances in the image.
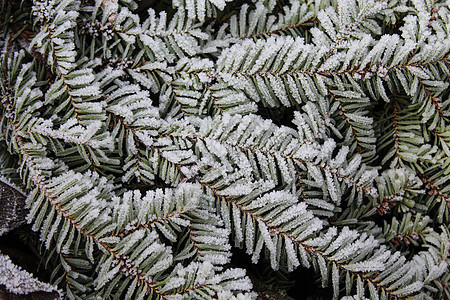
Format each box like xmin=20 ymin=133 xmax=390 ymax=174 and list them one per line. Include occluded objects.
xmin=257 ymin=220 xmax=276 ymax=255
xmin=304 ymin=226 xmax=338 ymax=247
xmin=163 ymin=261 xmax=252 ymax=298
xmin=329 ymin=234 xmax=379 ymax=262
xmin=244 ymin=191 xmax=296 ymax=210
xmin=317 ymin=139 xmax=336 ymax=161
xmin=70 ymin=85 xmax=101 ymax=97
xmin=30 ymin=119 xmax=113 ymax=150
xmin=271 ymin=203 xmax=310 ymax=226
xmin=209 ymin=0 xmax=228 ymax=10
xmin=217 ymin=291 xmax=256 ymax=300
xmin=304 ymin=198 xmax=335 ymax=211
xmin=330 ymin=145 xmax=349 ymax=168
xmin=245 ymin=217 xmax=254 ymax=255
xmin=325 ymin=170 xmax=341 ymax=204
xmin=392 ymin=281 xmax=424 ymax=296
xmin=295 ymin=144 xmax=319 ymax=160
xmin=159 ymin=277 xmax=185 ymax=292
xmin=217 ymin=183 xmax=253 ymax=197
xmin=233 ymin=205 xmax=243 ymax=243
xmin=285 ymin=238 xmax=300 ymax=271
xmin=343 ymin=154 xmax=362 ymax=176
xmin=0 ymin=253 xmax=60 ymax=296
xmin=323 ymin=227 xmax=359 ymax=256
xmin=345 ymin=259 xmax=385 ymax=272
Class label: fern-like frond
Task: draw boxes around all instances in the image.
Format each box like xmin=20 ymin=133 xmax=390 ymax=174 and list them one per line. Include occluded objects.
xmin=172 ymin=0 xmax=233 ymax=22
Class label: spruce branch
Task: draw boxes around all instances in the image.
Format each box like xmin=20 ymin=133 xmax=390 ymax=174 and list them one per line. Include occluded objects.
xmin=1 ymin=0 xmax=449 ymax=298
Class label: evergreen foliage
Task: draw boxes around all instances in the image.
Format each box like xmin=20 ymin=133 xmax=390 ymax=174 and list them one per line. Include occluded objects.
xmin=0 ymin=0 xmax=449 ymax=298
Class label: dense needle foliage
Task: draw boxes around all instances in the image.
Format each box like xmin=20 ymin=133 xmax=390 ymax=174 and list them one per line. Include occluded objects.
xmin=0 ymin=0 xmax=449 ymax=298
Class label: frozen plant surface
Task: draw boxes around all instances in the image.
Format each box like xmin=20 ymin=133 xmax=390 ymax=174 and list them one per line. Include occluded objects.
xmin=0 ymin=0 xmax=449 ymax=299
xmin=0 ymin=253 xmax=60 ymax=296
